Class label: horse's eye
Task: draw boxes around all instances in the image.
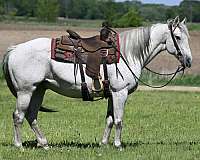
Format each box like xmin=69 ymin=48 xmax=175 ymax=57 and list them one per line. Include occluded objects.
xmin=175 ymin=35 xmax=181 ymax=40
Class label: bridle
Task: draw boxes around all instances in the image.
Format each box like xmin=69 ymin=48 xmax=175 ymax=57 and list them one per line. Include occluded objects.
xmin=169 ymin=21 xmax=186 ymax=68
xmin=106 ymin=22 xmax=186 ymax=88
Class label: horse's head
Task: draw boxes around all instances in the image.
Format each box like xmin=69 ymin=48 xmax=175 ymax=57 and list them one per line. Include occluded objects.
xmin=166 ymin=16 xmax=192 ymax=68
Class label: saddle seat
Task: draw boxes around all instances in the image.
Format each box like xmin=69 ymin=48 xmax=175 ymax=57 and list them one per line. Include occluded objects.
xmin=66 ymin=29 xmax=112 ymax=52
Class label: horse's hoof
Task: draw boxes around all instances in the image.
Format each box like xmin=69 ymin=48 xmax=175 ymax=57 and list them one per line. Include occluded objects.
xmin=117 ymin=146 xmax=123 ymax=151
xmin=100 ymin=140 xmax=108 ymax=146
xmin=114 ymin=141 xmax=121 ymax=148
xmin=114 ymin=141 xmax=123 ymax=150
xmin=14 ymin=143 xmax=24 ymax=150
xmin=114 ymin=144 xmax=123 ymax=151
xmin=43 ymin=145 xmax=49 ymax=150
xmin=37 ymin=143 xmax=49 ymax=150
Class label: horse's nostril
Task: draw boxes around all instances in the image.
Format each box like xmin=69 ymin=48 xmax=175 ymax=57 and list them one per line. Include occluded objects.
xmin=186 ymin=58 xmax=192 ymax=68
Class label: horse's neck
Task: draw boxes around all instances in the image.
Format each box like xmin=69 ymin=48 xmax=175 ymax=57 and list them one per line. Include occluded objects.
xmin=120 ymin=24 xmax=167 ymax=68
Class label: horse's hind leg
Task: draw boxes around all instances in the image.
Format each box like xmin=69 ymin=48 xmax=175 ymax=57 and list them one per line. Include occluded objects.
xmin=102 ymin=96 xmax=114 ymax=145
xmin=13 ymin=92 xmax=32 ymax=148
xmin=25 ymin=86 xmax=48 ymax=149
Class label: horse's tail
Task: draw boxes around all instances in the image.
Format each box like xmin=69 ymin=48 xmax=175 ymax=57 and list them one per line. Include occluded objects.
xmin=2 ymin=47 xmax=17 ymax=97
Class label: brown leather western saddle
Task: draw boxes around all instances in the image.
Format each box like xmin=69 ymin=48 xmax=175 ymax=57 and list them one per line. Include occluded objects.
xmin=51 ymin=26 xmax=120 ymax=101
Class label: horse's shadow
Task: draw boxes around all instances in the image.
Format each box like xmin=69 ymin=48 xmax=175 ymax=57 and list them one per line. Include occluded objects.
xmin=122 ymin=140 xmax=200 ymax=148
xmin=2 ymin=140 xmax=200 ymax=149
xmin=22 ymin=140 xmax=101 ymax=149
xmin=22 ymin=140 xmax=200 ymax=149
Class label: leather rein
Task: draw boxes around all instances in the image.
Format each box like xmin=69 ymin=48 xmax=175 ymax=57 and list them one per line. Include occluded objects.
xmin=109 ymin=22 xmax=185 ymax=88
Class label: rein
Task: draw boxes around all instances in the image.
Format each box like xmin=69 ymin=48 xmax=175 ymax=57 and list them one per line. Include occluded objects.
xmin=108 ymin=24 xmax=185 ymax=88
xmin=142 ymin=21 xmax=185 ymax=79
xmin=118 ymin=50 xmax=184 ymax=88
xmin=144 ymin=66 xmax=182 ymax=76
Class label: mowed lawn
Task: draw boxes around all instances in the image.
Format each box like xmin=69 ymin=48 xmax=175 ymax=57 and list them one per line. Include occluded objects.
xmin=1 ymin=80 xmax=200 ymax=160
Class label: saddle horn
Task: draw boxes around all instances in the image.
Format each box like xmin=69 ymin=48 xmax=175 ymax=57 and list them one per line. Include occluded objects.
xmin=66 ymin=29 xmax=81 ymax=40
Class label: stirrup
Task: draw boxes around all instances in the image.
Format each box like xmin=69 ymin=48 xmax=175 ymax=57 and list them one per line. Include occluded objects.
xmin=92 ymin=78 xmax=103 ymax=92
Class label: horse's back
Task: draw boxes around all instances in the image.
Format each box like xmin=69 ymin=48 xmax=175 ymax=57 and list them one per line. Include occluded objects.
xmin=7 ymin=38 xmax=52 ymax=88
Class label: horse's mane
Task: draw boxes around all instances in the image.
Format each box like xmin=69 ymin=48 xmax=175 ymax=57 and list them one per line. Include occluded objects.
xmin=120 ymin=26 xmax=151 ymax=64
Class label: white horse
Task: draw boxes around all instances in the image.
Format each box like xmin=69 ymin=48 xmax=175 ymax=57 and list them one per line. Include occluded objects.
xmin=2 ymin=17 xmax=192 ymax=149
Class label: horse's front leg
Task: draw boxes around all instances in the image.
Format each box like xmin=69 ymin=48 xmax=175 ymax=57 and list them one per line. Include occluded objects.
xmin=112 ymin=89 xmax=128 ymax=148
xmin=102 ymin=96 xmax=114 ymax=145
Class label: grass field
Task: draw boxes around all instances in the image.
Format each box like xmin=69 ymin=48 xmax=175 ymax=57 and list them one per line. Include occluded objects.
xmin=188 ymin=23 xmax=200 ymax=31
xmin=140 ymin=70 xmax=200 ymax=87
xmin=1 ymin=80 xmax=200 ymax=160
xmin=0 ymin=17 xmax=103 ymax=29
xmin=1 ymin=17 xmax=200 ymax=31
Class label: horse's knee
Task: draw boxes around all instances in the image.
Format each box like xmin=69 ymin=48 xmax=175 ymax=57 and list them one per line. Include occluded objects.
xmin=114 ymin=118 xmax=122 ymax=127
xmin=17 ymin=93 xmax=31 ymax=109
xmin=106 ymin=116 xmax=114 ymax=128
xmin=13 ymin=112 xmax=24 ymax=125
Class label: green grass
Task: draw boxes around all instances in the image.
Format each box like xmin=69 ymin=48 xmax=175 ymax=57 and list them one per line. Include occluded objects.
xmin=1 ymin=81 xmax=200 ymax=159
xmin=187 ymin=23 xmax=200 ymax=31
xmin=140 ymin=70 xmax=200 ymax=87
xmin=1 ymin=16 xmax=200 ymax=31
xmin=0 ymin=16 xmax=103 ymax=29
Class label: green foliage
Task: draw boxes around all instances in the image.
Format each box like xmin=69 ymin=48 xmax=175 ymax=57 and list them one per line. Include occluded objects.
xmin=0 ymin=0 xmax=4 ymax=15
xmin=166 ymin=6 xmax=179 ymax=20
xmin=66 ymin=0 xmax=88 ymax=19
xmin=164 ymin=0 xmax=200 ymax=22
xmin=139 ymin=4 xmax=168 ymax=22
xmin=12 ymin=0 xmax=36 ymax=17
xmin=1 ymin=0 xmax=200 ymax=26
xmin=66 ymin=0 xmax=113 ymax=20
xmin=36 ymin=0 xmax=59 ymax=22
xmin=179 ymin=0 xmax=200 ymax=22
xmin=112 ymin=8 xmax=143 ymax=28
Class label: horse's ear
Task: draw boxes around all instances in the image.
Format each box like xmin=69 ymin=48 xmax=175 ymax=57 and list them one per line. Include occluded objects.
xmin=181 ymin=17 xmax=187 ymax=24
xmin=167 ymin=19 xmax=173 ymax=25
xmin=173 ymin=16 xmax=180 ymax=25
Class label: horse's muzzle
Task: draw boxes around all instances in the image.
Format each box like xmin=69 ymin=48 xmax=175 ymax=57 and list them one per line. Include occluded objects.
xmin=178 ymin=55 xmax=192 ymax=69
xmin=185 ymin=57 xmax=192 ymax=68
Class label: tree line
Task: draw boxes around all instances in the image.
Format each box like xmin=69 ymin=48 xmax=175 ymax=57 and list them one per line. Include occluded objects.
xmin=0 ymin=0 xmax=199 ymax=27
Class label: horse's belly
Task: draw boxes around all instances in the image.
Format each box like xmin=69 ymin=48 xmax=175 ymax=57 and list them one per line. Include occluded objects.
xmin=45 ymin=78 xmax=83 ymax=98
